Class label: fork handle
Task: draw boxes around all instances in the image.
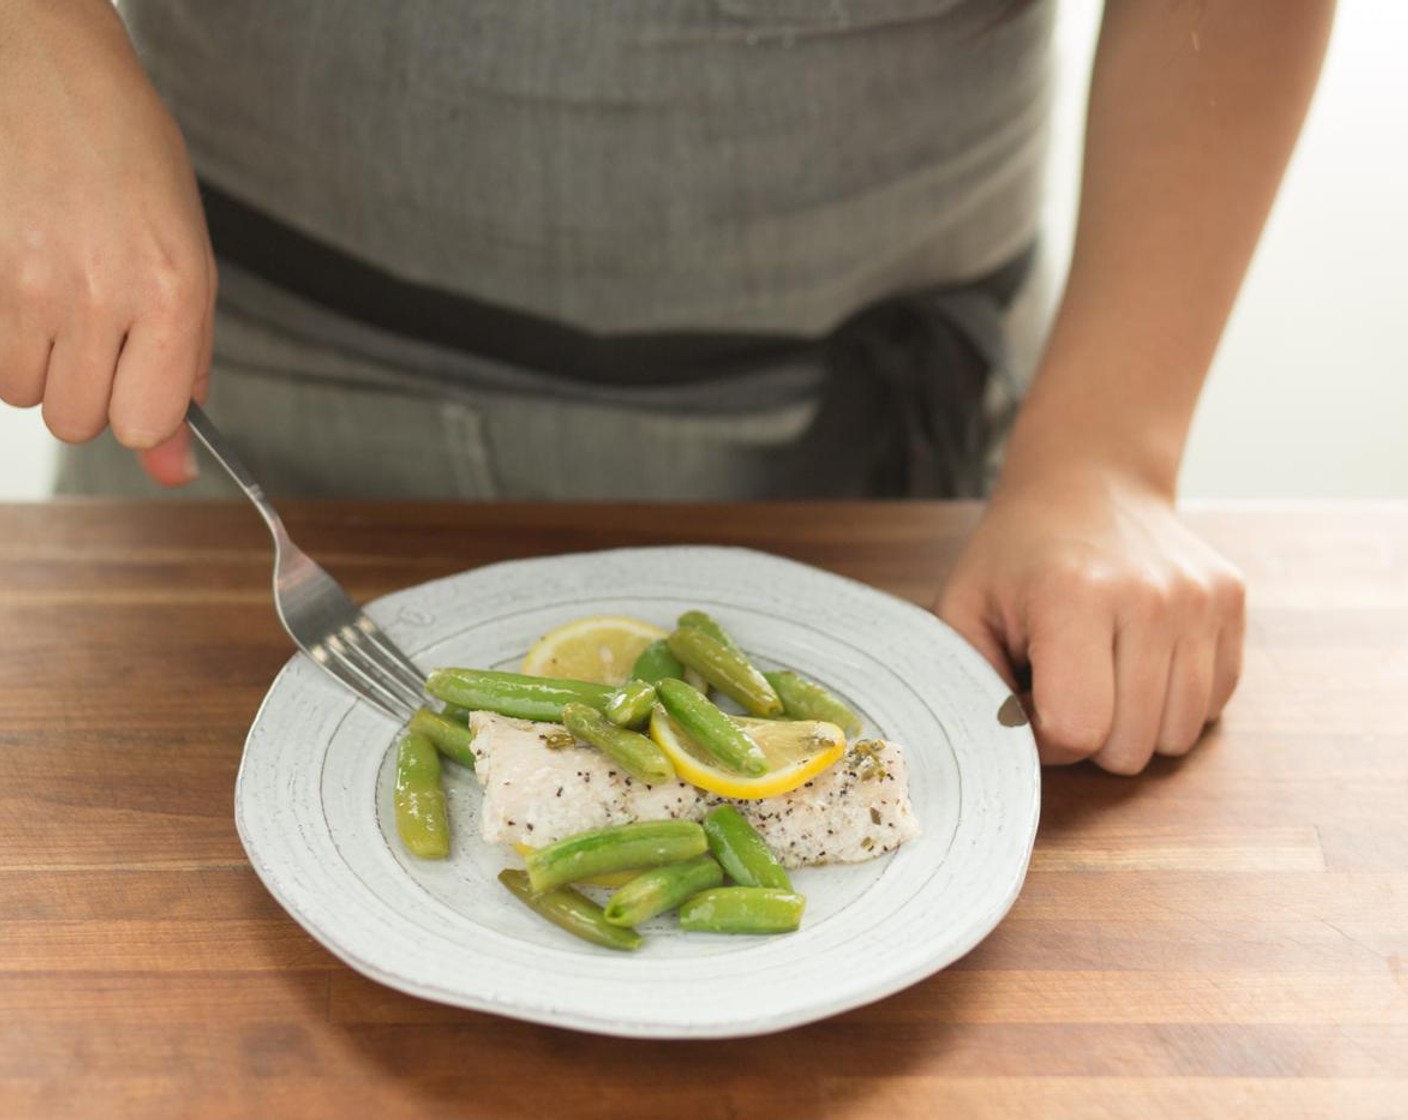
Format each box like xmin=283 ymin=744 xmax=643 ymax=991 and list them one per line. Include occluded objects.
xmin=185 ymin=402 xmax=287 ymax=540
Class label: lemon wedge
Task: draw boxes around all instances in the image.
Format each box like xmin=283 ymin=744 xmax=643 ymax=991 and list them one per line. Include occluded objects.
xmin=648 ymin=709 xmax=846 ymax=799
xmin=521 ymin=615 xmax=668 ymax=685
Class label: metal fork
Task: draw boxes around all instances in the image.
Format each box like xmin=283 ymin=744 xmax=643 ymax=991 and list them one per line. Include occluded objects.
xmin=186 ymin=402 xmax=427 ymax=720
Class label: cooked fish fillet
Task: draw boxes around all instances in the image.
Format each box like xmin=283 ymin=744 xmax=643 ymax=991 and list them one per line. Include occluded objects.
xmin=467 ymin=712 xmax=920 ymax=868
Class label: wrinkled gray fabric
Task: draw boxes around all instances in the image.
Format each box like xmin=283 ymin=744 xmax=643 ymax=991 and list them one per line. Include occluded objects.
xmin=53 ymin=250 xmax=1051 ymax=500
xmin=60 ymin=1 xmax=1057 ymax=500
xmin=117 ymin=0 xmax=1053 ymax=334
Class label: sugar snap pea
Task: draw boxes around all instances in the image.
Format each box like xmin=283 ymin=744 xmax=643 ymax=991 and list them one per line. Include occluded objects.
xmin=407 ymin=706 xmax=476 ymax=770
xmin=677 ymin=610 xmax=742 ymax=653
xmin=603 ymin=854 xmax=725 ymax=927
xmin=764 ymin=670 xmax=863 ymax=738
xmin=426 ymin=668 xmax=613 ymax=722
xmin=440 ymin=702 xmax=473 ymax=725
xmin=393 ymin=730 xmax=449 ymax=859
xmin=513 ymin=843 xmax=641 ymax=889
xmin=629 ymin=639 xmax=686 ymax=686
xmin=677 ymin=887 xmax=806 ymax=934
xmin=562 ymin=702 xmax=677 ymax=786
xmin=604 ymin=679 xmax=657 ymax=729
xmin=524 ymin=819 xmax=708 ymax=893
xmin=498 ymin=869 xmax=642 ymax=951
xmin=702 ymin=805 xmax=792 ymax=890
xmin=667 ymin=627 xmax=782 ymax=718
xmin=656 ymin=678 xmax=769 ymax=776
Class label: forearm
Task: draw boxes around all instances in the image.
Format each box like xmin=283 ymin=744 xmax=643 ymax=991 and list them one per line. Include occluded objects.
xmin=1002 ymin=0 xmax=1334 ymax=498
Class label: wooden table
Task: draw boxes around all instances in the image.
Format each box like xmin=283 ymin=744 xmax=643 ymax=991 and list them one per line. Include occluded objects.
xmin=2 ymin=501 xmax=1404 ymax=1119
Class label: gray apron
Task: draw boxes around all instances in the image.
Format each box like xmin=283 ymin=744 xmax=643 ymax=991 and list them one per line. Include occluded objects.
xmin=58 ymin=0 xmax=1054 ymax=500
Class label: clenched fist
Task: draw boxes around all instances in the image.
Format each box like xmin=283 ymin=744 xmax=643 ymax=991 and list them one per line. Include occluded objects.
xmin=0 ymin=0 xmax=215 ymax=484
xmin=938 ymin=467 xmax=1245 ymax=775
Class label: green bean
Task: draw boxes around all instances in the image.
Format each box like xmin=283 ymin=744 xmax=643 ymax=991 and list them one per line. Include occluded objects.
xmin=677 ymin=887 xmax=806 ymax=934
xmin=426 ymin=668 xmax=613 ymax=722
xmin=498 ymin=869 xmax=642 ymax=952
xmin=656 ymin=678 xmax=769 ymax=776
xmin=602 ymin=855 xmax=725 ymax=927
xmin=562 ymin=702 xmax=677 ymax=786
xmin=524 ymin=820 xmax=708 ymax=893
xmin=393 ymin=730 xmax=449 ymax=859
xmin=702 ymin=805 xmax=792 ymax=891
xmin=764 ymin=670 xmax=863 ymax=738
xmin=677 ymin=610 xmax=742 ymax=654
xmin=407 ymin=707 xmax=476 ymax=770
xmin=604 ymin=679 xmax=657 ymax=729
xmin=629 ymin=639 xmax=686 ymax=686
xmin=665 ymin=628 xmax=783 ymax=718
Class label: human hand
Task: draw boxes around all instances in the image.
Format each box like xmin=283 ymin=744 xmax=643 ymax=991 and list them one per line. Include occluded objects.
xmin=936 ymin=468 xmax=1245 ymax=774
xmin=0 ymin=0 xmax=215 ymax=485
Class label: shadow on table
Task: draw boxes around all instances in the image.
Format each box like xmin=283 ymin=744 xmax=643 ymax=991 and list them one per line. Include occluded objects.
xmin=274 ymin=964 xmax=980 ymax=1118
xmin=1037 ymin=747 xmax=1200 ymax=841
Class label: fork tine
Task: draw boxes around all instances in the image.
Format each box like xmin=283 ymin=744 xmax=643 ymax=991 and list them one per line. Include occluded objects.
xmin=335 ymin=628 xmax=427 ymax=714
xmin=312 ymin=638 xmax=417 ymax=719
xmin=354 ymin=617 xmax=429 ymax=697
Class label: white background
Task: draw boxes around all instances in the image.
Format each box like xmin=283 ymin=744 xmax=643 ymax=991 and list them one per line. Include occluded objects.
xmin=1 ymin=1 xmax=1403 ymax=500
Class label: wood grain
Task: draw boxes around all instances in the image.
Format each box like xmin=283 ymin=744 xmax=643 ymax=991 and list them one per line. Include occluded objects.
xmin=2 ymin=500 xmax=1406 ymax=1119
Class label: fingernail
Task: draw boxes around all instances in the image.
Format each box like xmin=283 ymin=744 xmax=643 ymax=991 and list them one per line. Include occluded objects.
xmin=184 ymin=443 xmax=200 ymax=482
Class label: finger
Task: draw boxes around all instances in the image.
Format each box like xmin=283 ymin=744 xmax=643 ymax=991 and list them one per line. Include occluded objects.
xmin=0 ymin=331 xmax=52 ymax=408
xmin=1092 ymin=624 xmax=1172 ymax=775
xmin=966 ymin=624 xmax=1020 ymax=693
xmin=1027 ymin=603 xmax=1116 ymax=767
xmin=1208 ymin=585 xmax=1247 ymax=720
xmin=41 ymin=322 xmax=125 ymax=443
xmin=194 ymin=251 xmax=216 ymax=406
xmin=0 ymin=257 xmax=57 ymax=407
xmin=1155 ymin=638 xmax=1216 ymax=756
xmin=137 ymin=427 xmax=198 ymax=488
xmin=936 ymin=590 xmax=1020 ymax=693
xmin=108 ymin=302 xmax=203 ymax=450
xmin=136 ymin=272 xmax=213 ymax=488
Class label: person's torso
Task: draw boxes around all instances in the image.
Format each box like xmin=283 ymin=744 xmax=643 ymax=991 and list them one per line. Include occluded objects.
xmin=119 ymin=0 xmax=1053 ymax=334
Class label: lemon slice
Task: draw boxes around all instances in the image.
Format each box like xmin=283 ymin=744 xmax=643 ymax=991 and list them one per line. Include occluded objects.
xmin=521 ymin=615 xmax=668 ymax=685
xmin=648 ymin=709 xmax=846 ymax=800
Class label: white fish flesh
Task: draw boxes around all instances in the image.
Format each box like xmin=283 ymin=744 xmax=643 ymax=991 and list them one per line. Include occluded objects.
xmin=467 ymin=712 xmax=920 ymax=869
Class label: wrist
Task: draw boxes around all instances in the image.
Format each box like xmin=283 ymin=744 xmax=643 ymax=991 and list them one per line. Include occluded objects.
xmin=996 ymin=390 xmax=1184 ymax=505
xmin=997 ymin=309 xmax=1205 ymax=502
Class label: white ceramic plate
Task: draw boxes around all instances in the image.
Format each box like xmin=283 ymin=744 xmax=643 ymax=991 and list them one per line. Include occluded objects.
xmin=236 ymin=546 xmax=1039 ymax=1038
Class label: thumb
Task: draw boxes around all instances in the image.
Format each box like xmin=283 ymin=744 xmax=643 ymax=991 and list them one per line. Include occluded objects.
xmin=140 ymin=315 xmax=209 ymax=488
xmin=138 ymin=424 xmax=198 ymax=488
